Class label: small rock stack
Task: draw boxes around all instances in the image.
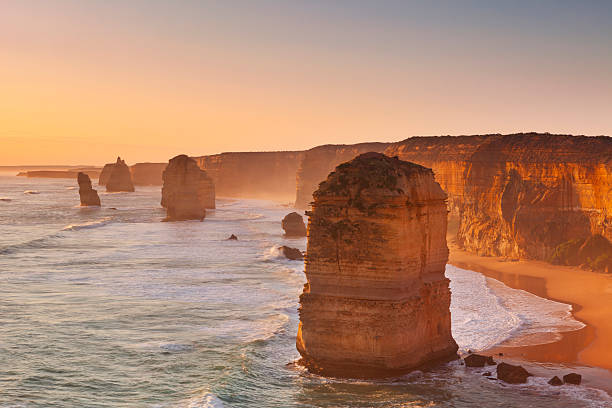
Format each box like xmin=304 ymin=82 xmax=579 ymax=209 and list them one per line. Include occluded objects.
xmin=282 ymin=212 xmax=307 ymax=237
xmin=77 ymin=172 xmax=101 ymax=206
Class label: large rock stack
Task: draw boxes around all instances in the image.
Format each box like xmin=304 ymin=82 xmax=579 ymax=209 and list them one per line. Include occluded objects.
xmin=161 ymin=154 xmax=215 ymax=221
xmin=106 ymin=157 xmax=135 ymax=192
xmin=77 ymin=172 xmax=101 ymax=206
xmin=296 ymin=152 xmax=457 ymax=377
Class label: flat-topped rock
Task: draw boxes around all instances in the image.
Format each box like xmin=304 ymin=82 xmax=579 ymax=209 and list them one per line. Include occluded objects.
xmin=296 ymin=152 xmax=458 ymax=378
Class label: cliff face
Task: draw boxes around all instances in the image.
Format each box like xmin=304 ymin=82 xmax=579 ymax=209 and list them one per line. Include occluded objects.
xmin=161 ymin=154 xmax=215 ymax=221
xmin=106 ymin=157 xmax=135 ymax=192
xmin=130 ymin=163 xmax=167 ymax=186
xmin=454 ymin=134 xmax=612 ymax=260
xmin=294 ymin=143 xmax=389 ymax=209
xmin=297 ymin=153 xmax=457 ymax=377
xmin=193 ymin=151 xmax=304 ymax=201
xmin=77 ymin=172 xmax=101 ymax=206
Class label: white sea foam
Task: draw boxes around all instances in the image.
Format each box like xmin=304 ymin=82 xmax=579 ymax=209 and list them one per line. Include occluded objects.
xmin=23 ymin=190 xmax=40 ymax=194
xmin=177 ymin=392 xmax=224 ymax=408
xmin=0 ymin=197 xmax=12 ymax=202
xmin=447 ymin=265 xmax=585 ymax=352
xmin=62 ymin=217 xmax=112 ymax=231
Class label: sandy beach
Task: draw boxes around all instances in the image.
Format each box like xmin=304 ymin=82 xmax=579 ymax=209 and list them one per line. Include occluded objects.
xmin=449 ymin=240 xmax=612 ymax=392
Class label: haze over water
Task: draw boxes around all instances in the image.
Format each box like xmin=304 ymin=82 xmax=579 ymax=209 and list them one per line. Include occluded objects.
xmin=0 ymin=174 xmax=609 ymax=407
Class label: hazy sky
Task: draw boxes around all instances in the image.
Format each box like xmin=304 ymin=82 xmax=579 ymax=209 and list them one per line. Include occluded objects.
xmin=1 ymin=0 xmax=611 ymax=165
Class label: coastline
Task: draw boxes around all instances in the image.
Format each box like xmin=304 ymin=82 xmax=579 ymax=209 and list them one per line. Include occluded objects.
xmin=448 ymin=240 xmax=612 ymax=394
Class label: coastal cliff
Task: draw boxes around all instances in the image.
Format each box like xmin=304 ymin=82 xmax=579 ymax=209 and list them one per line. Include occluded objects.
xmin=293 ymin=133 xmax=611 ymax=264
xmin=294 ymin=143 xmax=389 ymax=209
xmin=296 ymin=153 xmax=458 ymax=377
xmin=161 ymin=154 xmax=215 ymax=221
xmin=193 ymin=151 xmax=304 ymax=201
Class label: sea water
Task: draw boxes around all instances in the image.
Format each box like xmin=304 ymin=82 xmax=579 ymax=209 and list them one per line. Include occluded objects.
xmin=0 ymin=173 xmax=609 ymax=407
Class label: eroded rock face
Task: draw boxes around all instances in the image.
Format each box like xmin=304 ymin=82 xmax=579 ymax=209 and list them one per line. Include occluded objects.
xmin=296 ymin=153 xmax=458 ymax=377
xmin=77 ymin=172 xmax=100 ymax=206
xmin=161 ymin=154 xmax=215 ymax=221
xmin=282 ymin=212 xmax=307 ymax=237
xmin=106 ymin=157 xmax=135 ymax=192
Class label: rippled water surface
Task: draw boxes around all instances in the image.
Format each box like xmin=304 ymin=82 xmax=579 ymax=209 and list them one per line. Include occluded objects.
xmin=0 ymin=174 xmax=609 ymax=407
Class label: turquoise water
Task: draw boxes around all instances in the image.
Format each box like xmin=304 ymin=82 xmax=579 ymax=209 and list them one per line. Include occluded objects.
xmin=0 ymin=174 xmax=609 ymax=407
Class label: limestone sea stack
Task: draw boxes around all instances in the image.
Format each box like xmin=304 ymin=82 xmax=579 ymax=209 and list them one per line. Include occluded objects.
xmin=296 ymin=152 xmax=458 ymax=377
xmin=77 ymin=172 xmax=101 ymax=206
xmin=106 ymin=157 xmax=135 ymax=192
xmin=282 ymin=212 xmax=307 ymax=237
xmin=161 ymin=154 xmax=215 ymax=221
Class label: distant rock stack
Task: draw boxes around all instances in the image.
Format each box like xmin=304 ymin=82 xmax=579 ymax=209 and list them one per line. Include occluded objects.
xmin=161 ymin=154 xmax=216 ymax=221
xmin=282 ymin=212 xmax=307 ymax=237
xmin=77 ymin=172 xmax=101 ymax=206
xmin=106 ymin=157 xmax=135 ymax=192
xmin=130 ymin=163 xmax=167 ymax=186
xmin=296 ymin=152 xmax=458 ymax=377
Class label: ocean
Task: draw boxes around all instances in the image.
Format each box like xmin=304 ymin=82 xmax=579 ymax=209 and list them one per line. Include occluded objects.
xmin=0 ymin=173 xmax=609 ymax=407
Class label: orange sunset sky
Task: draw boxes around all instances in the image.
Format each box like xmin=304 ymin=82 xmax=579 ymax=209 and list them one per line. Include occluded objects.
xmin=1 ymin=1 xmax=611 ymax=165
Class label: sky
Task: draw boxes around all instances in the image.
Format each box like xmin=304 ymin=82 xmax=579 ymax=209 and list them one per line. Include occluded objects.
xmin=1 ymin=0 xmax=611 ymax=165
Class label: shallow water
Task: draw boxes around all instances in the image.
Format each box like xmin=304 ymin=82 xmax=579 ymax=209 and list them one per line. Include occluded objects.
xmin=0 ymin=174 xmax=609 ymax=407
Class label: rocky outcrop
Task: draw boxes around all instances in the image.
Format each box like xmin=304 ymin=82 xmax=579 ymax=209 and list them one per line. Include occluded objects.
xmin=194 ymin=151 xmax=304 ymax=201
xmin=130 ymin=163 xmax=167 ymax=186
xmin=77 ymin=172 xmax=100 ymax=206
xmin=296 ymin=153 xmax=458 ymax=378
xmin=281 ymin=212 xmax=307 ymax=237
xmin=294 ymin=143 xmax=389 ymax=209
xmin=549 ymin=234 xmax=612 ymax=272
xmin=105 ymin=157 xmax=135 ymax=192
xmin=563 ymin=373 xmax=582 ymax=385
xmin=464 ymin=354 xmax=495 ymax=367
xmin=496 ymin=362 xmax=531 ymax=384
xmin=161 ymin=154 xmax=215 ymax=221
xmin=548 ymin=376 xmax=563 ymax=386
xmin=280 ymin=246 xmax=303 ymax=260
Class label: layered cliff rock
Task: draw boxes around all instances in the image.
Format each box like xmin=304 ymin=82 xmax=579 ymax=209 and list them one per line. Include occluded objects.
xmin=453 ymin=134 xmax=612 ymax=260
xmin=294 ymin=143 xmax=389 ymax=209
xmin=296 ymin=153 xmax=458 ymax=377
xmin=194 ymin=151 xmax=304 ymax=201
xmin=161 ymin=154 xmax=215 ymax=221
xmin=293 ymin=133 xmax=611 ymax=263
xmin=105 ymin=157 xmax=135 ymax=192
xmin=281 ymin=212 xmax=307 ymax=237
xmin=77 ymin=172 xmax=100 ymax=206
xmin=130 ymin=163 xmax=167 ymax=186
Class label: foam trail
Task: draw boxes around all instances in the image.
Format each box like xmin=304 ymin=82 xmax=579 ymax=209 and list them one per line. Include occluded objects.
xmin=62 ymin=217 xmax=112 ymax=231
xmin=23 ymin=190 xmax=40 ymax=194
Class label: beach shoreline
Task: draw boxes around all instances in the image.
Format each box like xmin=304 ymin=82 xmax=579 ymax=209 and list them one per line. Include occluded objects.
xmin=448 ymin=240 xmax=612 ymax=394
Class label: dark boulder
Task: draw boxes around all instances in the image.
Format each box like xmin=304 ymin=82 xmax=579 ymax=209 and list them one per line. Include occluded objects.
xmin=280 ymin=246 xmax=303 ymax=260
xmin=548 ymin=376 xmax=563 ymax=386
xmin=464 ymin=354 xmax=495 ymax=367
xmin=496 ymin=362 xmax=531 ymax=384
xmin=227 ymin=234 xmax=238 ymax=240
xmin=563 ymin=373 xmax=582 ymax=385
xmin=281 ymin=212 xmax=307 ymax=237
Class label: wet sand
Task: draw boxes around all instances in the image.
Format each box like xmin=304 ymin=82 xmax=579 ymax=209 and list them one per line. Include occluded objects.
xmin=448 ymin=241 xmax=612 ymax=393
